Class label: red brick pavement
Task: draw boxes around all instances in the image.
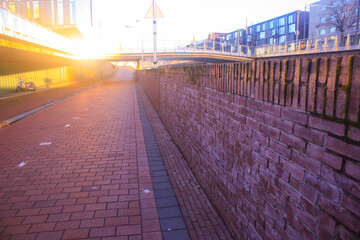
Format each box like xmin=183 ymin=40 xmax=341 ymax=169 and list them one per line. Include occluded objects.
xmin=0 ymin=81 xmax=232 ymax=240
xmin=0 ymin=82 xmax=161 ymax=239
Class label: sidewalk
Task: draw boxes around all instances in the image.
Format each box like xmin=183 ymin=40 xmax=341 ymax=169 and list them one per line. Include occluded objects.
xmin=0 ymin=81 xmax=232 ymax=239
xmin=0 ymin=80 xmax=102 ymax=124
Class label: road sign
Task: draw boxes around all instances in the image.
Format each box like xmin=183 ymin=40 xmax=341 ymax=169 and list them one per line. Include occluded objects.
xmin=144 ymin=3 xmax=164 ymax=18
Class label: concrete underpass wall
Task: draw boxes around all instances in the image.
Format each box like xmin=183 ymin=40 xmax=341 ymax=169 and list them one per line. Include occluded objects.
xmin=0 ymin=62 xmax=114 ymax=93
xmin=139 ymin=50 xmax=360 ymax=239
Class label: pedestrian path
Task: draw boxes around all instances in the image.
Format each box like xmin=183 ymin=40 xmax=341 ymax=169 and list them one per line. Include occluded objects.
xmin=0 ymin=81 xmax=232 ymax=239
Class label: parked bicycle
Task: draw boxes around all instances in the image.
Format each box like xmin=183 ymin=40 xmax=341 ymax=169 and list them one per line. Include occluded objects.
xmin=16 ymin=78 xmax=36 ymax=92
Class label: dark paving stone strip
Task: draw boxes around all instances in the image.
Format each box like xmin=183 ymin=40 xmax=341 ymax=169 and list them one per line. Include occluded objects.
xmin=135 ymin=86 xmax=191 ymax=240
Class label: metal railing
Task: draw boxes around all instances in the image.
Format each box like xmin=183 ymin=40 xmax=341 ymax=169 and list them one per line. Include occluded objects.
xmin=255 ymin=30 xmax=360 ymax=57
xmin=116 ymin=30 xmax=360 ymax=59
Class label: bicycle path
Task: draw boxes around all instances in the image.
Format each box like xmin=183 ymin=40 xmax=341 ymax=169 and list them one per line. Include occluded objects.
xmin=0 ymin=81 xmax=102 ymax=126
xmin=0 ymin=81 xmax=232 ymax=239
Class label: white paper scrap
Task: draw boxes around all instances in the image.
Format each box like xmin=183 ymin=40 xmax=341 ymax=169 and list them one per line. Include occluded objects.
xmin=17 ymin=161 xmax=27 ymax=167
xmin=40 ymin=142 xmax=52 ymax=146
xmin=143 ymin=189 xmax=151 ymax=193
xmin=65 ymin=124 xmax=71 ymax=127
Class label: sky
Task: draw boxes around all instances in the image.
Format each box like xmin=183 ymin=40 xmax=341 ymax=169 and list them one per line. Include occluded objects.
xmin=87 ymin=0 xmax=318 ymax=52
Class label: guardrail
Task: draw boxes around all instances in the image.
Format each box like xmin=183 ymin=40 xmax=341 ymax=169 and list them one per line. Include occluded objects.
xmin=255 ymin=30 xmax=360 ymax=57
xmin=181 ymin=30 xmax=360 ymax=58
xmin=116 ymin=30 xmax=360 ymax=60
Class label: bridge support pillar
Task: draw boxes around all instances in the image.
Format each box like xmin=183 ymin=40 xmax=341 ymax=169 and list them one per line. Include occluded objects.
xmin=137 ymin=59 xmax=143 ymax=71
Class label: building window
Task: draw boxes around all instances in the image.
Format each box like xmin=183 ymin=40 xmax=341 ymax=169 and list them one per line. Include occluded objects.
xmin=260 ymin=32 xmax=265 ymax=39
xmin=270 ymin=20 xmax=274 ymax=29
xmin=256 ymin=25 xmax=260 ymax=32
xmin=27 ymin=2 xmax=31 ymax=18
xmin=279 ymin=26 xmax=285 ymax=35
xmin=331 ymin=15 xmax=336 ymax=21
xmin=262 ymin=23 xmax=265 ymax=31
xmin=279 ymin=35 xmax=286 ymax=43
xmin=279 ymin=17 xmax=285 ymax=26
xmin=272 ymin=29 xmax=277 ymax=36
xmin=288 ymin=15 xmax=293 ymax=24
xmin=269 ymin=38 xmax=274 ymax=44
xmin=70 ymin=0 xmax=76 ymax=24
xmin=249 ymin=28 xmax=252 ymax=34
xmin=288 ymin=24 xmax=295 ymax=33
xmin=9 ymin=2 xmax=15 ymax=13
xmin=51 ymin=0 xmax=55 ymax=25
xmin=320 ymin=29 xmax=326 ymax=35
xmin=330 ymin=27 xmax=336 ymax=33
xmin=57 ymin=0 xmax=64 ymax=25
xmin=321 ymin=6 xmax=327 ymax=11
xmin=332 ymin=1 xmax=337 ymax=6
xmin=226 ymin=34 xmax=231 ymax=41
xmin=33 ymin=1 xmax=40 ymax=20
xmin=320 ymin=17 xmax=326 ymax=23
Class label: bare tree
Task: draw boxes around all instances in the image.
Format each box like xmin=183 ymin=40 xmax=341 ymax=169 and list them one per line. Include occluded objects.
xmin=316 ymin=0 xmax=358 ymax=34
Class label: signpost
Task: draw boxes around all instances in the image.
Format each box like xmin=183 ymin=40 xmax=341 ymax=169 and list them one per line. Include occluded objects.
xmin=145 ymin=0 xmax=164 ymax=68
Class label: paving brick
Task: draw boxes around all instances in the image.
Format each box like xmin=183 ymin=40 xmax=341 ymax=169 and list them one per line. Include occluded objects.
xmin=63 ymin=228 xmax=89 ymax=239
xmin=116 ymin=225 xmax=142 ymax=236
xmin=54 ymin=220 xmax=80 ymax=230
xmin=35 ymin=231 xmax=63 ymax=240
xmin=47 ymin=213 xmax=71 ymax=222
xmin=80 ymin=218 xmax=105 ymax=228
xmin=22 ymin=215 xmax=47 ymax=224
xmin=0 ymin=217 xmax=24 ymax=226
xmin=89 ymin=226 xmax=116 ymax=238
xmin=2 ymin=225 xmax=30 ymax=235
xmin=104 ymin=217 xmax=129 ymax=227
xmin=28 ymin=222 xmax=55 ymax=233
xmin=143 ymin=231 xmax=163 ymax=240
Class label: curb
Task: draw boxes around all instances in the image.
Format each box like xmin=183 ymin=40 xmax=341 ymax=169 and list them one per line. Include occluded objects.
xmin=0 ymin=82 xmax=103 ymax=129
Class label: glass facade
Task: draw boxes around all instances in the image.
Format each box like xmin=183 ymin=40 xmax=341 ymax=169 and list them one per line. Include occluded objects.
xmin=51 ymin=0 xmax=55 ymax=25
xmin=260 ymin=32 xmax=265 ymax=39
xmin=279 ymin=26 xmax=285 ymax=35
xmin=70 ymin=0 xmax=76 ymax=24
xmin=279 ymin=17 xmax=285 ymax=26
xmin=57 ymin=1 xmax=64 ymax=25
xmin=239 ymin=10 xmax=308 ymax=47
xmin=33 ymin=1 xmax=39 ymax=20
xmin=279 ymin=35 xmax=286 ymax=43
xmin=288 ymin=24 xmax=295 ymax=33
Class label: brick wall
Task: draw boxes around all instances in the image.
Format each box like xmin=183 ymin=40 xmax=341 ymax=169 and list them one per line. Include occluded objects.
xmin=138 ymin=50 xmax=360 ymax=239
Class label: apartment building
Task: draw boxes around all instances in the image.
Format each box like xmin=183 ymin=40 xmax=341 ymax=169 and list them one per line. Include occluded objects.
xmin=309 ymin=0 xmax=359 ymax=39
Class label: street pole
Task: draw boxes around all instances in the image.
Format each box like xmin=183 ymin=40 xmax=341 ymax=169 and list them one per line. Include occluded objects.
xmin=90 ymin=0 xmax=94 ymax=27
xmin=296 ymin=11 xmax=300 ymax=42
xmin=304 ymin=5 xmax=306 ymax=39
xmin=153 ymin=0 xmax=157 ymax=67
xmin=356 ymin=0 xmax=359 ymax=31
